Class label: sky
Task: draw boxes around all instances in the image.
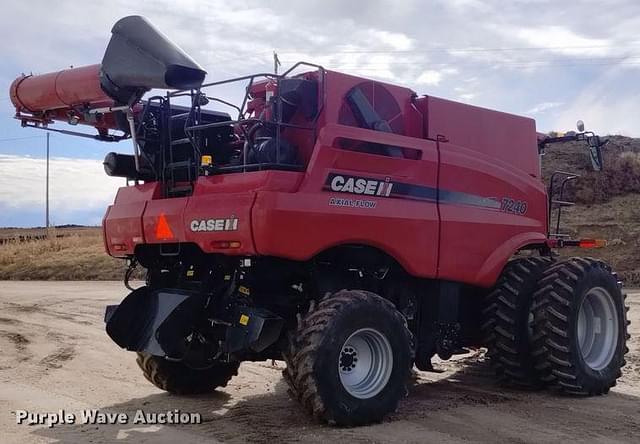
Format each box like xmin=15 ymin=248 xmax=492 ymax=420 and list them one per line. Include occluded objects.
xmin=1 ymin=0 xmax=640 ymax=227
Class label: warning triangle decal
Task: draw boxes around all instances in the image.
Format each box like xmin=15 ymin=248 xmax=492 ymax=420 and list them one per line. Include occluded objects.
xmin=156 ymin=213 xmax=174 ymax=240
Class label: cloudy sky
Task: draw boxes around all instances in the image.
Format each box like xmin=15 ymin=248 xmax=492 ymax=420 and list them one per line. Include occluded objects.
xmin=1 ymin=0 xmax=640 ymax=227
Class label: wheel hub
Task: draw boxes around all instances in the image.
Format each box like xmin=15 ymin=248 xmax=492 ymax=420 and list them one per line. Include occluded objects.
xmin=339 ymin=347 xmax=358 ymax=372
xmin=338 ymin=328 xmax=393 ymax=399
xmin=577 ymin=287 xmax=619 ymax=371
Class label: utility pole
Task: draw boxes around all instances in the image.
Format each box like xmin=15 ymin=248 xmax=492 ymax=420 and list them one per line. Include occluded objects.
xmin=46 ymin=132 xmax=50 ymax=231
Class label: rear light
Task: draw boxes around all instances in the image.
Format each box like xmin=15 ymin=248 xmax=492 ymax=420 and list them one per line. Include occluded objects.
xmin=211 ymin=241 xmax=241 ymax=249
xmin=112 ymin=243 xmax=127 ymax=251
xmin=579 ymin=239 xmax=607 ymax=248
xmin=547 ymin=238 xmax=607 ymax=248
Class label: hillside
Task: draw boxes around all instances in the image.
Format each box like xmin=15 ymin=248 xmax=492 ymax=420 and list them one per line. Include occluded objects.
xmin=543 ymin=135 xmax=640 ymax=284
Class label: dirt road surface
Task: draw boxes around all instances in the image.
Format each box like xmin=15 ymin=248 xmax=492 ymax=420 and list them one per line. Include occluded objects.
xmin=1 ymin=281 xmax=639 ymax=443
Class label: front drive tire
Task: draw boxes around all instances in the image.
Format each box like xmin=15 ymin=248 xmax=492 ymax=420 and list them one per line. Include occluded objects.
xmin=532 ymin=257 xmax=630 ymax=395
xmin=136 ymin=352 xmax=240 ymax=395
xmin=283 ymin=290 xmax=413 ymax=426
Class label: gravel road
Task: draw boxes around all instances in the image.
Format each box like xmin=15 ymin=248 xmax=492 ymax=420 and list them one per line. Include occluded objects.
xmin=1 ymin=281 xmax=639 ymax=443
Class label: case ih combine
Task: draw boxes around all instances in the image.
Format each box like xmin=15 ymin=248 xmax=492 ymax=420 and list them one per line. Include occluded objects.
xmin=10 ymin=16 xmax=629 ymax=426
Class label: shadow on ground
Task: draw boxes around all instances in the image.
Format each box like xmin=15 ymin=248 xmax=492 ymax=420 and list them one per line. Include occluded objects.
xmin=32 ymin=357 xmax=640 ymax=444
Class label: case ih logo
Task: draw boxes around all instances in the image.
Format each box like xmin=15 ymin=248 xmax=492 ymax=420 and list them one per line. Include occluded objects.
xmin=327 ymin=174 xmax=393 ymax=197
xmin=190 ymin=217 xmax=239 ymax=232
xmin=323 ymin=172 xmax=522 ymax=213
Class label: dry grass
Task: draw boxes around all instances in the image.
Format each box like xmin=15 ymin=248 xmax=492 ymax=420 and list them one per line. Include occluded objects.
xmin=0 ymin=228 xmax=128 ymax=280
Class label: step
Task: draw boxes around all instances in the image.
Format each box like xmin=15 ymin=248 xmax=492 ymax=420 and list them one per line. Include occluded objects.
xmin=167 ymin=185 xmax=193 ymax=196
xmin=165 ymin=160 xmax=193 ymax=169
xmin=170 ymin=138 xmax=192 ymax=146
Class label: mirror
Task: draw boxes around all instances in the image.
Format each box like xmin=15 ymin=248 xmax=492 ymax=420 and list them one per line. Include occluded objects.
xmin=576 ymin=120 xmax=585 ymax=132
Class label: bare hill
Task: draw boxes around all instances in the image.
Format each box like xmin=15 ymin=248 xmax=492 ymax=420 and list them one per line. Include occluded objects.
xmin=543 ymin=135 xmax=640 ymax=284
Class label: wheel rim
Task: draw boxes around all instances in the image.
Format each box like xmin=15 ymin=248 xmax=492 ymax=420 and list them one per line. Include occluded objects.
xmin=338 ymin=328 xmax=393 ymax=399
xmin=577 ymin=287 xmax=619 ymax=371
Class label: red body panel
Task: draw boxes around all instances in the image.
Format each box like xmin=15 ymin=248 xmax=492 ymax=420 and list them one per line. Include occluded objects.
xmin=252 ymin=124 xmax=440 ymax=277
xmin=103 ymin=183 xmax=159 ymax=255
xmin=107 ymin=171 xmax=304 ymax=257
xmin=437 ymin=141 xmax=547 ymax=286
xmin=419 ymin=96 xmax=541 ymax=179
xmin=102 ymin=70 xmax=548 ymax=288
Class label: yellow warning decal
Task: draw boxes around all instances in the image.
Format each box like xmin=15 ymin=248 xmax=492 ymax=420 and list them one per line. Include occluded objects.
xmin=239 ymin=286 xmax=250 ymax=296
xmin=239 ymin=314 xmax=250 ymax=326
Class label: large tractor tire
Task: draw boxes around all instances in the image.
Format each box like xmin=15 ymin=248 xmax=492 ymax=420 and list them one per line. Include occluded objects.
xmin=482 ymin=256 xmax=555 ymax=387
xmin=136 ymin=352 xmax=240 ymax=395
xmin=532 ymin=257 xmax=629 ymax=395
xmin=283 ymin=290 xmax=413 ymax=426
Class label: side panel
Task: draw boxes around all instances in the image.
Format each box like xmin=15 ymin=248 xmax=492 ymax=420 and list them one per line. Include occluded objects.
xmin=437 ymin=141 xmax=547 ymax=287
xmin=183 ymin=193 xmax=256 ymax=255
xmin=421 ymin=95 xmax=541 ymax=179
xmin=105 ymin=171 xmax=303 ymax=257
xmin=252 ymin=123 xmax=440 ymax=278
xmin=182 ymin=171 xmax=303 ymax=255
xmin=103 ymin=183 xmax=159 ymax=257
xmin=143 ymin=197 xmax=189 ymax=244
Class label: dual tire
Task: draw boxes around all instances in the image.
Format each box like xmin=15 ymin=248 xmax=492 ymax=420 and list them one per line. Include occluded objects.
xmin=484 ymin=256 xmax=629 ymax=394
xmin=482 ymin=256 xmax=554 ymax=387
xmin=532 ymin=257 xmax=629 ymax=394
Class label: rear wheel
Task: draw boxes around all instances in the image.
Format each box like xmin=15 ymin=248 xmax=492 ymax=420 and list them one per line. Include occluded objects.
xmin=283 ymin=290 xmax=412 ymax=426
xmin=532 ymin=257 xmax=629 ymax=395
xmin=482 ymin=256 xmax=554 ymax=387
xmin=136 ymin=353 xmax=240 ymax=394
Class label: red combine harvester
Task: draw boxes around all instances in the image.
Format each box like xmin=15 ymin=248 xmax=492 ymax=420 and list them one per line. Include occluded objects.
xmin=11 ymin=16 xmax=629 ymax=425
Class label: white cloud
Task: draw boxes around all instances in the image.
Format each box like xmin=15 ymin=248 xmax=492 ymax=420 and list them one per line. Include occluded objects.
xmin=417 ymin=70 xmax=444 ymax=85
xmin=513 ymin=26 xmax=612 ymax=57
xmin=554 ymin=65 xmax=640 ymax=135
xmin=526 ymin=101 xmax=564 ymax=115
xmin=439 ymin=0 xmax=491 ymax=12
xmin=458 ymin=93 xmax=476 ymax=102
xmin=0 ymin=154 xmax=121 ymax=215
xmin=368 ymin=30 xmax=414 ymax=51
